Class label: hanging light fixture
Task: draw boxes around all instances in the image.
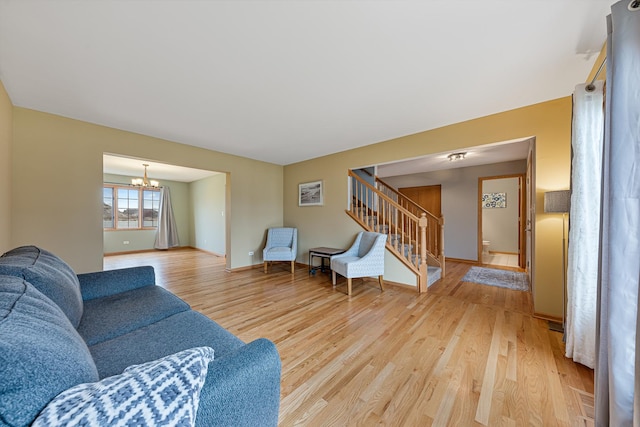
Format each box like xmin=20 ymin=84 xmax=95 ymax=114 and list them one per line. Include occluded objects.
xmin=131 ymin=164 xmax=160 ymax=188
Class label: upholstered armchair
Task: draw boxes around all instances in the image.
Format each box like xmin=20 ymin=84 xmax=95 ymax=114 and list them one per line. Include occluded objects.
xmin=330 ymin=231 xmax=387 ymax=296
xmin=263 ymin=227 xmax=298 ymax=274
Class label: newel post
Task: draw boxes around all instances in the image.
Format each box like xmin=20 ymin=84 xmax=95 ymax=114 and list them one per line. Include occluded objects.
xmin=418 ymin=213 xmax=428 ymax=293
xmin=439 ymin=216 xmax=446 ymax=278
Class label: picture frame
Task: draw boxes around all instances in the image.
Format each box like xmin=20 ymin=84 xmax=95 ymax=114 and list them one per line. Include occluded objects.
xmin=299 ymin=180 xmax=323 ymax=206
xmin=482 ymin=192 xmax=507 ymax=208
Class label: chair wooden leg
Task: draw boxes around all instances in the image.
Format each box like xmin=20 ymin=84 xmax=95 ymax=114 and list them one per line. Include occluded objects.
xmin=347 ymin=278 xmax=352 ymax=296
xmin=264 ymin=261 xmax=268 ymax=274
xmin=332 ymin=271 xmax=336 ymax=285
xmin=291 ymin=261 xmax=295 ymax=274
xmin=378 ymin=275 xmax=384 ymax=292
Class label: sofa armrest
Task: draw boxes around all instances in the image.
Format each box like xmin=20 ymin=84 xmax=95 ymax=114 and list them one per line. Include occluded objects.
xmin=77 ymin=266 xmax=156 ymax=301
xmin=196 ymin=338 xmax=281 ymax=427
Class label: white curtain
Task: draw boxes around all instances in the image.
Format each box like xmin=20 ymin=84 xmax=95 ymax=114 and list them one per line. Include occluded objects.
xmin=154 ymin=187 xmax=180 ymax=250
xmin=565 ymin=80 xmax=604 ymax=369
xmin=595 ymin=2 xmax=640 ymax=426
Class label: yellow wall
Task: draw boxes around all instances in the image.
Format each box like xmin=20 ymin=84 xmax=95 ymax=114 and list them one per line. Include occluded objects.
xmin=11 ymin=107 xmax=283 ymax=273
xmin=284 ymin=97 xmax=572 ymax=318
xmin=0 ymin=82 xmax=12 ymax=254
xmin=190 ymin=173 xmax=227 ymax=256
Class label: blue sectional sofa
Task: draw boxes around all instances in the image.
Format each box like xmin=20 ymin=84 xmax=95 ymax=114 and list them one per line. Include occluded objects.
xmin=0 ymin=246 xmax=281 ymax=427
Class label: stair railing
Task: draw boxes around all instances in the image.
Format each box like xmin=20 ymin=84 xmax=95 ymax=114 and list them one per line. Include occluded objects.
xmin=347 ymin=170 xmax=445 ymax=291
xmin=375 ymin=175 xmax=445 ymax=277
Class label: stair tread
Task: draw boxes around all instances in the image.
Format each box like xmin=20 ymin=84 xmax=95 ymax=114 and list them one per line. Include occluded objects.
xmin=427 ymin=266 xmax=442 ymax=287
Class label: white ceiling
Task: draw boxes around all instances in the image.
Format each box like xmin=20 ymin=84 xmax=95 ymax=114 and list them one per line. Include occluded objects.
xmin=0 ymin=1 xmax=613 ymax=166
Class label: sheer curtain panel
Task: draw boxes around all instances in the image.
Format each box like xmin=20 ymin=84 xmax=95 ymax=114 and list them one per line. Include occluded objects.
xmin=565 ymin=80 xmax=604 ymax=369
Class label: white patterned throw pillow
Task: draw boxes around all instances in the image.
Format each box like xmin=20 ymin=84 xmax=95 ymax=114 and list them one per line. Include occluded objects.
xmin=33 ymin=347 xmax=215 ymax=427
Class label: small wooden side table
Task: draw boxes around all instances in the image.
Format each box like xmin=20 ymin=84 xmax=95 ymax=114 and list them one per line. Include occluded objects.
xmin=308 ymin=247 xmax=345 ymax=275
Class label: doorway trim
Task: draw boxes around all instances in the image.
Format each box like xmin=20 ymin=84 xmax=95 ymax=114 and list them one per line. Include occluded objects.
xmin=477 ymin=173 xmax=526 ymax=269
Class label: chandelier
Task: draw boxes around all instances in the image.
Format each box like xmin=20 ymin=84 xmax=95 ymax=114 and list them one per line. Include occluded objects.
xmin=131 ymin=164 xmax=160 ymax=188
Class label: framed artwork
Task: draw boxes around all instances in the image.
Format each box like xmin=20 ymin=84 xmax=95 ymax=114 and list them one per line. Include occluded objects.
xmin=482 ymin=192 xmax=506 ymax=208
xmin=299 ymin=180 xmax=323 ymax=206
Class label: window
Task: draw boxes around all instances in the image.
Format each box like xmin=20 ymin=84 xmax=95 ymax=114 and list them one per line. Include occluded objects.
xmin=142 ymin=189 xmax=161 ymax=228
xmin=103 ymin=187 xmax=114 ymax=228
xmin=103 ymin=185 xmax=161 ymax=230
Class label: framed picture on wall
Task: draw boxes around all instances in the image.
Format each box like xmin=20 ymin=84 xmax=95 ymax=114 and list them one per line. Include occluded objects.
xmin=299 ymin=180 xmax=323 ymax=206
xmin=482 ymin=192 xmax=507 ymax=208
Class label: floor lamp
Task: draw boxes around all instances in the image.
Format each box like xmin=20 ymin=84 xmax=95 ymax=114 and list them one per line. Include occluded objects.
xmin=544 ymin=190 xmax=571 ymax=334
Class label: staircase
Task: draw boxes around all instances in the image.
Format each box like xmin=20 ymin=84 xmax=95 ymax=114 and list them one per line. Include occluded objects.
xmin=346 ymin=170 xmax=445 ymax=292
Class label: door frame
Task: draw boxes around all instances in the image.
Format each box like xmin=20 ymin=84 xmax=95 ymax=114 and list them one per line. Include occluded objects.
xmin=477 ymin=174 xmax=526 ymax=268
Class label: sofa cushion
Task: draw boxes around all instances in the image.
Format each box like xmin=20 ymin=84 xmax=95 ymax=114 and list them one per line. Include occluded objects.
xmin=78 ymin=285 xmax=190 ymax=346
xmin=90 ymin=310 xmax=244 ymax=379
xmin=78 ymin=266 xmax=156 ymax=301
xmin=0 ymin=246 xmax=83 ymax=327
xmin=33 ymin=347 xmax=215 ymax=427
xmin=0 ymin=275 xmax=99 ymax=427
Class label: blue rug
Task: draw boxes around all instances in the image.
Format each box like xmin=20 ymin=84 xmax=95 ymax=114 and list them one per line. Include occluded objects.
xmin=462 ymin=267 xmax=529 ymax=291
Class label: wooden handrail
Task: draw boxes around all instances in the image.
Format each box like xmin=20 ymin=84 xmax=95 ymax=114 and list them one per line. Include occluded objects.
xmin=348 ymin=170 xmax=446 ymax=292
xmin=348 ymin=170 xmax=420 ymax=221
xmin=375 ymin=176 xmax=440 ymax=223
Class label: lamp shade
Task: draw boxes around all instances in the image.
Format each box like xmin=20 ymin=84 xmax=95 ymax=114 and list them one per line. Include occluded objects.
xmin=544 ymin=190 xmax=570 ymax=213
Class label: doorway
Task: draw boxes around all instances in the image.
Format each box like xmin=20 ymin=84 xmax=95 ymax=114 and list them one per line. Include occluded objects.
xmin=478 ymin=175 xmax=525 ymax=269
xmin=102 ymin=154 xmax=227 ymax=264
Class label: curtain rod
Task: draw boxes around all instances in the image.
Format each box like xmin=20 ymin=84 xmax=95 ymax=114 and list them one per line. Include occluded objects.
xmin=585 ymin=0 xmax=640 ymax=91
xmin=586 ymin=56 xmax=607 ymax=92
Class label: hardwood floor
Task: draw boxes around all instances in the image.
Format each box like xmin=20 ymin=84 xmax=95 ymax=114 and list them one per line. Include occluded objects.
xmin=104 ymin=249 xmax=594 ymax=426
xmin=481 ymin=252 xmax=520 ymax=268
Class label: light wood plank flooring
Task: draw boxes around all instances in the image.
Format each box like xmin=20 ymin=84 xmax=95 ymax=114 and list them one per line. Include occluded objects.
xmin=481 ymin=253 xmax=520 ymax=268
xmin=104 ymin=249 xmax=594 ymax=426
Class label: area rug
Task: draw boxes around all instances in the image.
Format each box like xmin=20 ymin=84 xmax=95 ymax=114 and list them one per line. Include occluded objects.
xmin=462 ymin=267 xmax=529 ymax=291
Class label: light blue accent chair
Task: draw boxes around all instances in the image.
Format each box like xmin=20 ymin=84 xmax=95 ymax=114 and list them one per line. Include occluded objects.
xmin=330 ymin=231 xmax=387 ymax=296
xmin=263 ymin=227 xmax=298 ymax=274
